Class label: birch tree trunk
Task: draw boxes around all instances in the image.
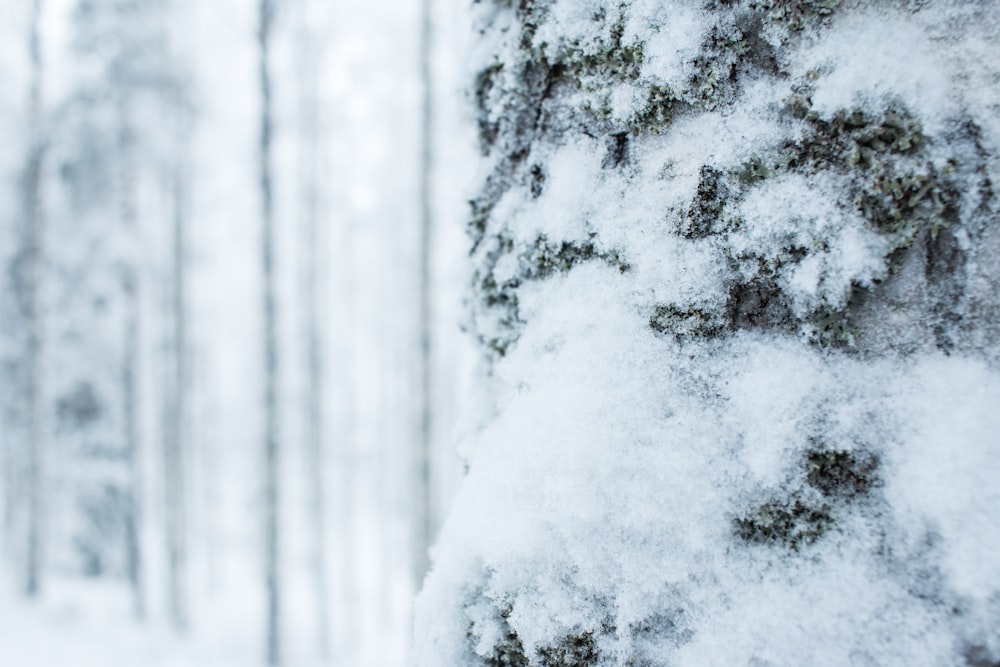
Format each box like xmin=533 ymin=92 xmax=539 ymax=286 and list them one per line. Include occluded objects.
xmin=415 ymin=1 xmax=1000 ymax=665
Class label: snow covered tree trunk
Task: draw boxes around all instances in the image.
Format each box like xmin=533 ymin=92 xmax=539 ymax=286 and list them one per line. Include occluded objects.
xmin=163 ymin=140 xmax=188 ymax=631
xmin=416 ymin=1 xmax=1000 ymax=665
xmin=117 ymin=101 xmax=145 ymax=620
xmin=161 ymin=0 xmax=193 ymax=633
xmin=258 ymin=0 xmax=282 ymax=664
xmin=413 ymin=0 xmax=436 ymax=589
xmin=14 ymin=0 xmax=46 ymax=599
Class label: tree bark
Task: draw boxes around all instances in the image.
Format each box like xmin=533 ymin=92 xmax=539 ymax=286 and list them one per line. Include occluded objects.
xmin=415 ymin=1 xmax=1000 ymax=664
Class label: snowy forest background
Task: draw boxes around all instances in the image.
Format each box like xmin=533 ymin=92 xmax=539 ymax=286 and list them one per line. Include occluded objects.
xmin=0 ymin=1 xmax=476 ymax=665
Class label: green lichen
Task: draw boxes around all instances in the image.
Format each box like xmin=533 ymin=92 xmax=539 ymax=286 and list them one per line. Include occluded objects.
xmin=736 ymin=443 xmax=879 ymax=551
xmin=537 ymin=631 xmax=599 ymax=666
xmin=683 ymin=165 xmax=732 ymax=238
xmin=478 ymin=606 xmax=529 ymax=667
xmin=784 ymin=101 xmax=951 ymax=259
xmin=849 ymin=109 xmax=924 ymax=165
xmin=651 ymin=264 xmax=802 ymax=340
xmin=474 ymin=63 xmax=504 ymax=155
xmin=856 ymin=164 xmax=959 ymax=249
xmin=688 ymin=23 xmax=749 ymax=111
xmin=750 ymin=0 xmax=842 ymax=30
xmin=781 ymin=96 xmax=924 ymax=173
xmin=471 ymin=6 xmax=982 ymax=361
xmin=730 ymin=155 xmax=772 ymax=187
xmin=558 ymin=9 xmax=645 ymax=87
xmin=629 ymin=84 xmax=681 ymax=135
xmin=782 ymin=98 xmax=966 ymax=350
xmin=808 ymin=304 xmax=859 ymax=348
xmin=602 ymin=132 xmax=630 ymax=169
xmin=470 ymin=166 xmax=522 ymax=251
xmin=643 ymin=91 xmax=961 ymax=348
xmin=521 ymin=235 xmax=629 ymax=280
xmin=649 ymin=305 xmax=724 ymax=340
xmin=475 ymin=234 xmax=628 ymax=357
xmin=470 ymin=600 xmax=602 ymax=666
xmin=736 ymin=497 xmax=833 ymax=550
xmin=805 ymin=449 xmax=879 ymax=499
xmin=813 ymin=106 xmax=962 ymax=284
xmin=803 ymin=284 xmax=868 ymax=348
xmin=726 ymin=274 xmax=794 ymax=331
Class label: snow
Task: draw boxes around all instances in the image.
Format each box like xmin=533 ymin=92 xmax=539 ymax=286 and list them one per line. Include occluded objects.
xmin=626 ymin=0 xmax=707 ymax=87
xmin=888 ymin=358 xmax=1000 ymax=604
xmin=420 ymin=300 xmax=1000 ymax=662
xmin=0 ymin=576 xmax=261 ymax=667
xmin=535 ymin=0 xmax=609 ymax=55
xmin=799 ymin=10 xmax=955 ymax=128
xmin=732 ymin=173 xmax=889 ymax=313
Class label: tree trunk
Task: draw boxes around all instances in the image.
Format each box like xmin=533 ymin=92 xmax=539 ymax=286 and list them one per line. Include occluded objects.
xmin=414 ymin=1 xmax=1000 ymax=665
xmin=117 ymin=103 xmax=145 ymax=620
xmin=164 ymin=150 xmax=188 ymax=631
xmin=413 ymin=0 xmax=434 ymax=591
xmin=259 ymin=0 xmax=281 ymax=664
xmin=18 ymin=0 xmax=46 ymax=599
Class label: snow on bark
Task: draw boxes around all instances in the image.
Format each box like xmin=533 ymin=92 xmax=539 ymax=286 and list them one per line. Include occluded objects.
xmin=415 ymin=1 xmax=1000 ymax=665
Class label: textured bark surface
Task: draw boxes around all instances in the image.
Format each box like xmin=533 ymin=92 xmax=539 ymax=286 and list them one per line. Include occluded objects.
xmin=416 ymin=1 xmax=1000 ymax=665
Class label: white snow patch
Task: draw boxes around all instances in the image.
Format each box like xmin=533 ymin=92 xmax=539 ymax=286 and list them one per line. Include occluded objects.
xmin=799 ymin=9 xmax=960 ymax=135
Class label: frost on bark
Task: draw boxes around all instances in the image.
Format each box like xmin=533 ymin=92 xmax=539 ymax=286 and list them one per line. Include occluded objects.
xmin=416 ymin=1 xmax=1000 ymax=665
